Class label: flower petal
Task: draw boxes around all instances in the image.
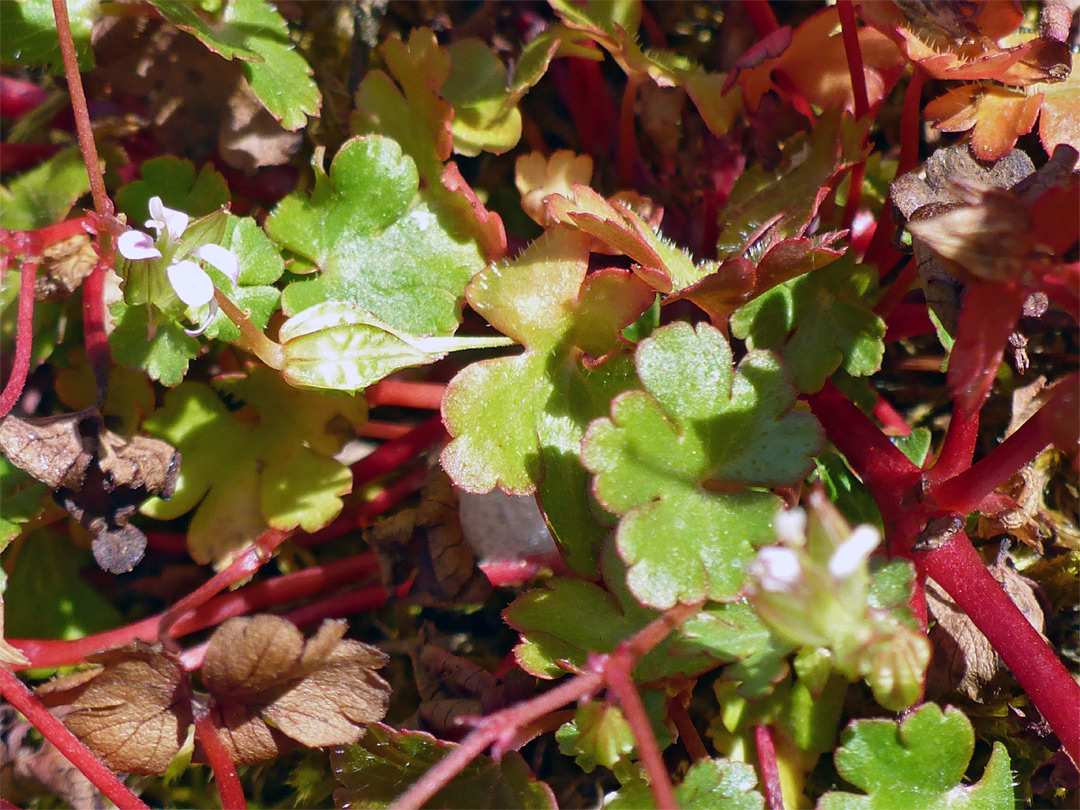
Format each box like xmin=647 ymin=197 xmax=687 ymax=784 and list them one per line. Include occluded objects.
xmin=828 ymin=526 xmax=880 ymax=580
xmin=184 ymin=299 xmax=219 ymax=337
xmin=192 ymin=243 xmax=240 ymax=283
xmin=117 ymin=230 xmax=162 ymax=261
xmin=167 ymin=260 xmax=215 ymax=307
xmin=145 ymin=196 xmax=189 ymax=240
xmin=752 ymin=547 xmax=803 ymax=592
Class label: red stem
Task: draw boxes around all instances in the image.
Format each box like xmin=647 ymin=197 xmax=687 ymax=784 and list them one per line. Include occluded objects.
xmin=81 ymin=259 xmax=110 ymax=397
xmin=898 ymin=67 xmax=927 ymax=177
xmin=743 ymin=0 xmax=779 ymax=37
xmin=617 ymin=77 xmax=643 ymax=188
xmin=0 ymin=260 xmax=38 ymax=418
xmin=351 ymin=415 xmax=445 ymax=488
xmin=193 ymin=703 xmax=247 ymax=810
xmin=875 ymin=259 xmax=920 ymax=321
xmin=917 ymin=531 xmax=1080 ymax=765
xmin=837 ymin=0 xmax=868 ymax=231
xmin=928 ymin=407 xmax=981 ymax=484
xmin=754 ymin=725 xmax=784 ymax=810
xmin=604 ymin=651 xmax=677 ymax=810
xmin=931 ymin=374 xmax=1079 ymax=513
xmin=872 ymin=392 xmax=911 ymax=437
xmin=51 ymin=0 xmax=111 ymax=219
xmin=157 ymin=529 xmax=290 ymax=650
xmin=807 ymin=383 xmax=921 ymax=520
xmin=667 ymin=694 xmax=708 ymax=761
xmin=366 ymin=379 xmax=446 ymax=410
xmin=0 ymin=667 xmax=150 ymax=810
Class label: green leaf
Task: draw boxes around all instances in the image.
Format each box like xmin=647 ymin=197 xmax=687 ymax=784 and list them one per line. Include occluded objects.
xmin=731 ymin=257 xmax=886 ymax=394
xmin=818 ymin=704 xmax=1014 ymax=810
xmin=606 ymin=758 xmax=764 ymax=810
xmin=151 ymin=0 xmax=319 ymax=130
xmin=441 ymin=228 xmax=653 ymax=573
xmin=582 ymin=321 xmax=821 ymax=608
xmin=115 ymin=156 xmax=230 ymax=224
xmin=556 ymin=691 xmax=671 ymax=781
xmin=0 ymin=459 xmax=48 ymax=546
xmin=443 ymin=40 xmax=522 ymax=156
xmin=0 ymin=146 xmax=92 ymax=230
xmin=267 ymin=136 xmax=485 ymax=337
xmin=109 ymin=302 xmax=202 ymax=388
xmin=202 ymin=215 xmax=284 ymax=343
xmin=331 ymin=724 xmax=556 ymax=810
xmin=811 ymin=452 xmax=883 ymax=533
xmin=680 ymin=601 xmax=795 ymax=699
xmin=0 ymin=0 xmax=97 ymax=72
xmin=140 ymin=367 xmax=366 ymax=565
xmin=505 ymin=542 xmax=722 ymax=682
xmin=893 ymin=428 xmax=932 ymax=467
xmin=4 ymin=530 xmax=123 ymax=642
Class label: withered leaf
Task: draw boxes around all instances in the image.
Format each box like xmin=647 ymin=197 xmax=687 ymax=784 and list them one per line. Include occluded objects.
xmin=0 ymin=410 xmax=180 ymax=573
xmin=364 ymin=468 xmax=492 ymax=606
xmin=201 ymin=616 xmax=390 ymax=765
xmin=925 ymin=552 xmax=1046 ymax=702
xmin=1 ymin=706 xmax=103 ymax=810
xmin=34 ymin=233 xmax=99 ymax=301
xmin=35 ymin=642 xmax=191 ymax=775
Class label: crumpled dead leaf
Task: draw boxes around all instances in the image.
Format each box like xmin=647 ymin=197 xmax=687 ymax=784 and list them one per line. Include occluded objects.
xmin=36 ymin=642 xmax=191 ymax=775
xmin=1 ymin=706 xmax=103 ymax=809
xmin=925 ymin=549 xmax=1047 ymax=702
xmin=891 ymin=144 xmax=1034 ymax=336
xmin=0 ymin=410 xmax=180 ymax=573
xmin=364 ymin=468 xmax=492 ymax=606
xmin=202 ymin=615 xmax=390 ymax=766
xmin=33 ymin=234 xmax=98 ymax=301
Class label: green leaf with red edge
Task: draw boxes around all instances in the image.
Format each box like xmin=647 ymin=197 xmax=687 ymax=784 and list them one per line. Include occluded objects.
xmin=581 ymin=321 xmax=821 ymax=608
xmin=730 ymin=255 xmax=886 ymax=393
xmin=505 ymin=541 xmax=725 ymax=682
xmin=352 ymin=28 xmax=453 ymax=183
xmin=818 ymin=704 xmax=1013 ymax=810
xmin=330 ymin=723 xmax=556 ymax=810
xmin=0 ymin=0 xmax=97 ymax=73
xmin=441 ymin=227 xmax=653 ymax=574
xmin=266 ymin=135 xmax=486 ymax=337
xmin=140 ymin=366 xmax=366 ymax=566
xmin=606 ymin=758 xmax=764 ymax=810
xmin=716 ymin=110 xmax=868 ymax=261
xmin=151 ymin=0 xmax=319 ymax=130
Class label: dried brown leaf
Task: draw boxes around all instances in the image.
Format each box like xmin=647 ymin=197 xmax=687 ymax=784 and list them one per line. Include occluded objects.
xmin=201 ymin=616 xmax=390 ymax=764
xmin=926 ymin=553 xmax=1046 ymax=702
xmin=365 ymin=469 xmax=492 ymax=606
xmin=35 ymin=642 xmax=191 ymax=775
xmin=1 ymin=706 xmax=103 ymax=810
xmin=0 ymin=410 xmax=180 ymax=573
xmin=34 ymin=234 xmax=98 ymax=301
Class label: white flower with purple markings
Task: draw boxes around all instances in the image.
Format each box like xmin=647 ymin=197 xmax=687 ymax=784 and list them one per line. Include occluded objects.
xmin=116 ymin=197 xmax=239 ymax=335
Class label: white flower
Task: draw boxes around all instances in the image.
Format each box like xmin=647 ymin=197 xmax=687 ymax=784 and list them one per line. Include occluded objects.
xmin=751 ymin=546 xmax=803 ymax=592
xmin=828 ymin=525 xmax=881 ymax=580
xmin=117 ymin=197 xmax=240 ymax=336
xmin=774 ymin=508 xmax=807 ymax=545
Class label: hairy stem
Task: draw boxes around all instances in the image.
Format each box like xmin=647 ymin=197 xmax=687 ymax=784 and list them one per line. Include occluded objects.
xmin=754 ymin=725 xmax=784 ymax=810
xmin=214 ymin=290 xmax=285 ymax=369
xmin=193 ymin=701 xmax=247 ymax=810
xmin=51 ymin=0 xmax=111 ymax=219
xmin=0 ymin=666 xmax=150 ymax=810
xmin=917 ymin=530 xmax=1080 ymax=765
xmin=0 ymin=260 xmax=38 ymax=417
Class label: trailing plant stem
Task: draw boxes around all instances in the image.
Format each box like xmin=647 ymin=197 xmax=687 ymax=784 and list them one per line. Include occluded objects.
xmin=0 ymin=260 xmax=38 ymax=418
xmin=918 ymin=531 xmax=1080 ymax=766
xmin=754 ymin=725 xmax=784 ymax=810
xmin=0 ymin=666 xmax=150 ymax=810
xmin=193 ymin=700 xmax=247 ymax=810
xmin=214 ymin=290 xmax=285 ymax=369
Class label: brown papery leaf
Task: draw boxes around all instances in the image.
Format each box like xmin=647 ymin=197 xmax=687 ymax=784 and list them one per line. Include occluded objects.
xmin=201 ymin=616 xmax=390 ymax=763
xmin=34 ymin=233 xmax=98 ymax=301
xmin=36 ymin=642 xmax=191 ymax=775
